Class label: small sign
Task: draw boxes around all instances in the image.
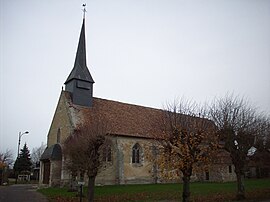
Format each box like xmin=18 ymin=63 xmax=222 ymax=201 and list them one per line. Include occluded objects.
xmin=78 ymin=181 xmax=85 ymax=185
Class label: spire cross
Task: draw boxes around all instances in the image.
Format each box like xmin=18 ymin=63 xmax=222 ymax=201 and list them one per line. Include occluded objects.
xmin=82 ymin=4 xmax=87 ymax=19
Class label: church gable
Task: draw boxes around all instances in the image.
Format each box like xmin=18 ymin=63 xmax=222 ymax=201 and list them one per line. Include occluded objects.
xmin=47 ymin=91 xmax=74 ymax=147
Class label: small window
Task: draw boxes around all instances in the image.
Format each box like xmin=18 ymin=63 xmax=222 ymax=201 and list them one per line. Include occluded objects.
xmin=205 ymin=171 xmax=209 ymax=181
xmin=229 ymin=165 xmax=232 ymax=173
xmin=103 ymin=146 xmax=112 ymax=162
xmin=132 ymin=143 xmax=141 ymax=164
xmin=57 ymin=128 xmax=61 ymax=143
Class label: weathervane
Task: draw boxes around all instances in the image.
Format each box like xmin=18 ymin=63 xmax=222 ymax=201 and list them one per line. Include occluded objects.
xmin=82 ymin=4 xmax=87 ymax=19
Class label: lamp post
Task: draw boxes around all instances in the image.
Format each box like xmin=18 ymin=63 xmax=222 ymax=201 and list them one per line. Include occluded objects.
xmin=17 ymin=131 xmax=29 ymax=157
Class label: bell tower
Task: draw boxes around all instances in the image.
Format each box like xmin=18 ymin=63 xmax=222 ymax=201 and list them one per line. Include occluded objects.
xmin=64 ymin=14 xmax=94 ymax=107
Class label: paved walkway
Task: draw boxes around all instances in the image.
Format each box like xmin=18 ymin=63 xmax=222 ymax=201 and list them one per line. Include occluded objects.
xmin=0 ymin=184 xmax=48 ymax=202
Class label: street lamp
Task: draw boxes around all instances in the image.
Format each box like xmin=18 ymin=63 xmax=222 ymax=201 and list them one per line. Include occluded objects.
xmin=17 ymin=131 xmax=29 ymax=157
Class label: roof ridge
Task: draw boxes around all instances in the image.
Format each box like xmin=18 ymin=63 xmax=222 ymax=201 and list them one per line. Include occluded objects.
xmin=92 ymin=97 xmax=163 ymax=112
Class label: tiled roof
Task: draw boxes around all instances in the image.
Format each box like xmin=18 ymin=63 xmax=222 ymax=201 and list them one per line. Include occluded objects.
xmin=63 ymin=92 xmax=215 ymax=140
xmin=92 ymin=97 xmax=164 ymax=138
xmin=64 ymin=91 xmax=164 ymax=138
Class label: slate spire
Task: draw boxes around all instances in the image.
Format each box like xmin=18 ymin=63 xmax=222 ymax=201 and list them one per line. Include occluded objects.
xmin=64 ymin=16 xmax=94 ymax=107
xmin=65 ymin=19 xmax=94 ymax=84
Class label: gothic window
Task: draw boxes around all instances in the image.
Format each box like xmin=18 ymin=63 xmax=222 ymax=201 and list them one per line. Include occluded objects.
xmin=229 ymin=165 xmax=232 ymax=173
xmin=57 ymin=128 xmax=61 ymax=143
xmin=132 ymin=143 xmax=141 ymax=164
xmin=103 ymin=146 xmax=112 ymax=162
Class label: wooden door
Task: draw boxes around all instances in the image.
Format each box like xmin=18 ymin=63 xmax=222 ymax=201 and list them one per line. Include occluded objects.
xmin=43 ymin=161 xmax=50 ymax=184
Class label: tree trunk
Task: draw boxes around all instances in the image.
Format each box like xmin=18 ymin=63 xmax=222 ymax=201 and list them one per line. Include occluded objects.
xmin=236 ymin=172 xmax=245 ymax=200
xmin=88 ymin=176 xmax=96 ymax=202
xmin=182 ymin=175 xmax=191 ymax=202
xmin=68 ymin=174 xmax=77 ymax=192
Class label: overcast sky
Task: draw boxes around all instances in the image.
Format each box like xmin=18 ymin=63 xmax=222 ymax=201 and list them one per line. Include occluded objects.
xmin=1 ymin=0 xmax=270 ymax=159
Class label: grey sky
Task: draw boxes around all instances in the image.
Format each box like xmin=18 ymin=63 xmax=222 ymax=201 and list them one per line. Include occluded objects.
xmin=1 ymin=0 xmax=270 ymax=158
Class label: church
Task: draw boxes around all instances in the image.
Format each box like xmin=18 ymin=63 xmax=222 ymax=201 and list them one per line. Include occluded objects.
xmin=39 ymin=16 xmax=236 ymax=187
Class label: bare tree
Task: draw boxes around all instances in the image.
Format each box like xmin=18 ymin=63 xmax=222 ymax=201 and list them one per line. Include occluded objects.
xmin=155 ymin=99 xmax=218 ymax=202
xmin=0 ymin=149 xmax=14 ymax=185
xmin=209 ymin=94 xmax=260 ymax=200
xmin=63 ymin=113 xmax=111 ymax=202
xmin=0 ymin=149 xmax=14 ymax=168
xmin=251 ymin=116 xmax=270 ymax=177
xmin=254 ymin=116 xmax=270 ymax=150
xmin=31 ymin=142 xmax=46 ymax=166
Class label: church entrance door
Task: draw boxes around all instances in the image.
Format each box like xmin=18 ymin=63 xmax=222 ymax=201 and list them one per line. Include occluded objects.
xmin=43 ymin=161 xmax=50 ymax=184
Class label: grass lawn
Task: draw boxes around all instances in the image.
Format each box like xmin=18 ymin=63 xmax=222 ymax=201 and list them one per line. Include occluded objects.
xmin=38 ymin=178 xmax=270 ymax=202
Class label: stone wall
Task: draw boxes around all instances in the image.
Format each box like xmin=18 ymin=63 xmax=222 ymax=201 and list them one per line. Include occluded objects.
xmin=196 ymin=164 xmax=236 ymax=182
xmin=39 ymin=161 xmax=44 ymax=185
xmin=50 ymin=160 xmax=62 ymax=187
xmin=47 ymin=92 xmax=73 ymax=147
xmin=94 ymin=136 xmax=237 ymax=185
xmin=95 ymin=136 xmax=155 ymax=185
xmin=40 ymin=92 xmax=73 ymax=188
xmin=115 ymin=136 xmax=154 ymax=184
xmin=95 ymin=137 xmax=118 ymax=185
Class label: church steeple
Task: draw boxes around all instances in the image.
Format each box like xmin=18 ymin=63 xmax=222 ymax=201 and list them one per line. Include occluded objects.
xmin=64 ymin=15 xmax=94 ymax=107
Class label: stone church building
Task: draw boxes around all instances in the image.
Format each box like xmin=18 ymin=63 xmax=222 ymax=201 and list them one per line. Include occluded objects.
xmin=39 ymin=17 xmax=236 ymax=187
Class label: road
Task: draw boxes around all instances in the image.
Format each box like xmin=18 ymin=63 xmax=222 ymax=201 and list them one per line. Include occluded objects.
xmin=0 ymin=184 xmax=48 ymax=202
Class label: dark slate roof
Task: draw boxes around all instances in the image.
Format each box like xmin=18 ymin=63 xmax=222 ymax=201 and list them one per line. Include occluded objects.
xmin=40 ymin=144 xmax=62 ymax=161
xmin=65 ymin=18 xmax=94 ymax=84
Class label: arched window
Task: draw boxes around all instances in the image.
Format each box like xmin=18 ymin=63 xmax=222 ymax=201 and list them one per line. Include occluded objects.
xmin=57 ymin=128 xmax=61 ymax=143
xmin=103 ymin=146 xmax=112 ymax=162
xmin=132 ymin=143 xmax=141 ymax=164
xmin=228 ymin=165 xmax=232 ymax=173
